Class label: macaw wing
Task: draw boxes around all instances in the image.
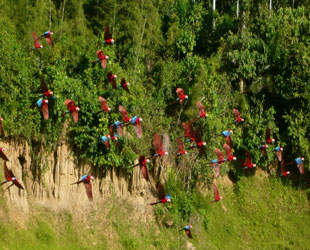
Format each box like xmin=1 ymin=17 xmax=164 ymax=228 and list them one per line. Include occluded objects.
xmin=40 ymin=76 xmax=49 ymax=92
xmin=100 ymin=58 xmax=106 ymax=69
xmin=281 ymin=160 xmax=286 ymax=173
xmin=121 ymin=78 xmax=126 ymax=86
xmin=265 ymin=128 xmax=271 ymax=141
xmin=98 ymin=96 xmax=109 ymax=111
xmin=96 ymin=50 xmax=103 ymax=58
xmin=121 ymin=84 xmax=130 ymax=93
xmin=118 ymin=106 xmax=129 ymax=122
xmin=233 ymin=108 xmax=241 ymax=121
xmin=134 ymin=123 xmax=142 ymax=138
xmin=223 ymin=144 xmax=232 ymax=159
xmin=157 ymin=183 xmax=165 ymax=200
xmin=0 ymin=151 xmax=9 ymax=161
xmin=298 ymin=163 xmax=304 ymax=175
xmin=138 ymin=155 xmax=146 ymax=166
xmin=104 ymin=25 xmax=112 ymax=40
xmin=211 ymin=183 xmax=220 ymax=200
xmin=3 ymin=162 xmax=10 ymax=179
xmin=214 ymin=165 xmax=221 ymax=178
xmin=196 ymin=101 xmax=205 ymax=116
xmin=194 ymin=126 xmax=202 ymax=143
xmin=186 ymin=229 xmax=192 ymax=238
xmin=153 ymin=134 xmax=163 ymax=154
xmin=116 ymin=126 xmax=123 ymax=137
xmin=41 ymin=103 xmax=49 ymax=120
xmin=71 ymin=180 xmax=83 ymax=185
xmin=141 ymin=165 xmax=149 ymax=181
xmin=72 ymin=111 xmax=79 ymax=123
xmin=177 ymin=137 xmax=184 ymax=153
xmin=0 ymin=120 xmax=4 ymax=136
xmin=214 ymin=148 xmax=224 ymax=162
xmin=110 ymin=79 xmax=117 ymax=89
xmin=225 ymin=136 xmax=233 ymax=148
xmin=14 ymin=180 xmax=24 ymax=190
xmin=32 ymin=32 xmax=39 ymax=46
xmin=276 ymin=151 xmax=282 ymax=162
xmin=245 ymin=150 xmax=252 ymax=165
xmin=182 ymin=122 xmax=194 ymax=138
xmin=84 ymin=183 xmax=93 ymax=201
xmin=104 ymin=140 xmax=110 ymax=149
xmin=109 ymin=126 xmax=115 ymax=138
xmin=45 ymin=36 xmax=53 ymax=47
xmin=64 ymin=100 xmax=75 ymax=109
xmin=176 ymin=88 xmax=184 ymax=99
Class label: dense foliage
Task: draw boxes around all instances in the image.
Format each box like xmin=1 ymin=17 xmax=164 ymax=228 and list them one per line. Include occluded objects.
xmin=0 ymin=0 xmax=309 ymax=193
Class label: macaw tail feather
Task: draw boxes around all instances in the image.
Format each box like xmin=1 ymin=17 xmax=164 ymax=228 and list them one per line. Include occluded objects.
xmin=149 ymin=201 xmax=160 ymax=205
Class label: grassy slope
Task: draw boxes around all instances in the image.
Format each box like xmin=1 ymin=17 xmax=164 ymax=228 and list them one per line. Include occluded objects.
xmin=0 ymin=175 xmax=309 ymax=250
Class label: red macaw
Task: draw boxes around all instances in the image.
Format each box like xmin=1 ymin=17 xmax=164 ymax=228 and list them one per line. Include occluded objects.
xmin=221 ymin=130 xmax=233 ymax=148
xmin=96 ymin=50 xmax=109 ymax=69
xmin=182 ymin=121 xmax=195 ymax=142
xmin=107 ymin=72 xmax=117 ymax=89
xmin=223 ymin=144 xmax=236 ymax=161
xmin=40 ymin=31 xmax=53 ymax=47
xmin=280 ymin=160 xmax=290 ymax=177
xmin=260 ymin=144 xmax=268 ymax=159
xmin=133 ymin=155 xmax=150 ymax=181
xmin=119 ymin=105 xmax=131 ymax=123
xmin=176 ymin=88 xmax=188 ymax=104
xmin=274 ymin=146 xmax=283 ymax=162
xmin=153 ymin=134 xmax=168 ymax=158
xmin=233 ymin=108 xmax=244 ymax=124
xmin=71 ymin=175 xmax=94 ymax=201
xmin=99 ymin=25 xmax=115 ymax=45
xmin=1 ymin=162 xmax=24 ymax=190
xmin=98 ymin=96 xmax=111 ymax=113
xmin=265 ymin=128 xmax=275 ymax=144
xmin=288 ymin=157 xmax=304 ymax=175
xmin=150 ymin=183 xmax=171 ymax=205
xmin=130 ymin=116 xmax=143 ymax=138
xmin=196 ymin=101 xmax=208 ymax=119
xmin=32 ymin=32 xmax=43 ymax=50
xmin=243 ymin=151 xmax=256 ymax=169
xmin=177 ymin=137 xmax=187 ymax=156
xmin=63 ymin=100 xmax=80 ymax=123
xmin=40 ymin=76 xmax=54 ymax=98
xmin=190 ymin=127 xmax=206 ymax=155
xmin=209 ymin=183 xmax=222 ymax=203
xmin=119 ymin=78 xmax=130 ymax=93
xmin=36 ymin=98 xmax=49 ymax=120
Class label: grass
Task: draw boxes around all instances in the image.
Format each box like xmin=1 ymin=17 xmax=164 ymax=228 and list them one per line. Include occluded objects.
xmin=0 ymin=175 xmax=309 ymax=249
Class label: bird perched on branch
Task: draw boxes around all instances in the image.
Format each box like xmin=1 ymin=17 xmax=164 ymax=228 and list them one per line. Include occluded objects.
xmin=71 ymin=175 xmax=94 ymax=201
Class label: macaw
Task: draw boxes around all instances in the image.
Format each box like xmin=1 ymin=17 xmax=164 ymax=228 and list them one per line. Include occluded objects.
xmin=274 ymin=146 xmax=283 ymax=162
xmin=1 ymin=162 xmax=24 ymax=190
xmin=196 ymin=101 xmax=208 ymax=119
xmin=176 ymin=88 xmax=188 ymax=104
xmin=118 ymin=105 xmax=131 ymax=124
xmin=223 ymin=144 xmax=236 ymax=161
xmin=153 ymin=134 xmax=168 ymax=158
xmin=112 ymin=121 xmax=123 ymax=137
xmin=119 ymin=78 xmax=130 ymax=93
xmin=71 ymin=175 xmax=94 ymax=201
xmin=133 ymin=155 xmax=150 ymax=181
xmin=100 ymin=126 xmax=117 ymax=149
xmin=32 ymin=32 xmax=43 ymax=50
xmin=288 ymin=157 xmax=304 ymax=175
xmin=280 ymin=160 xmax=290 ymax=177
xmin=40 ymin=31 xmax=53 ymax=47
xmin=0 ymin=117 xmax=4 ymax=137
xmin=96 ymin=50 xmax=109 ymax=69
xmin=177 ymin=137 xmax=187 ymax=156
xmin=189 ymin=127 xmax=206 ymax=155
xmin=150 ymin=183 xmax=171 ymax=205
xmin=36 ymin=98 xmax=49 ymax=120
xmin=107 ymin=72 xmax=117 ymax=89
xmin=98 ymin=25 xmax=115 ymax=45
xmin=130 ymin=116 xmax=142 ymax=138
xmin=233 ymin=108 xmax=244 ymax=124
xmin=209 ymin=183 xmax=222 ymax=203
xmin=210 ymin=148 xmax=227 ymax=178
xmin=265 ymin=128 xmax=275 ymax=144
xmin=40 ymin=76 xmax=54 ymax=98
xmin=0 ymin=148 xmax=9 ymax=161
xmin=63 ymin=100 xmax=80 ymax=123
xmin=182 ymin=121 xmax=195 ymax=142
xmin=243 ymin=151 xmax=256 ymax=169
xmin=98 ymin=96 xmax=111 ymax=113
xmin=221 ymin=130 xmax=233 ymax=148
xmin=182 ymin=225 xmax=192 ymax=238
xmin=259 ymin=144 xmax=268 ymax=159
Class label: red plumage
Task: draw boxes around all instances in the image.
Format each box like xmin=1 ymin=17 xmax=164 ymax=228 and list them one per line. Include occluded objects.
xmin=120 ymin=78 xmax=130 ymax=93
xmin=118 ymin=105 xmax=131 ymax=123
xmin=98 ymin=96 xmax=110 ymax=112
xmin=107 ymin=72 xmax=117 ymax=89
xmin=196 ymin=101 xmax=207 ymax=118
xmin=176 ymin=88 xmax=188 ymax=104
xmin=223 ymin=144 xmax=235 ymax=161
xmin=182 ymin=122 xmax=195 ymax=141
xmin=233 ymin=108 xmax=244 ymax=123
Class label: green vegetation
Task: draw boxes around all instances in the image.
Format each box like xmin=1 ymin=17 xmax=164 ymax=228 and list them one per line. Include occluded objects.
xmin=0 ymin=175 xmax=309 ymax=249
